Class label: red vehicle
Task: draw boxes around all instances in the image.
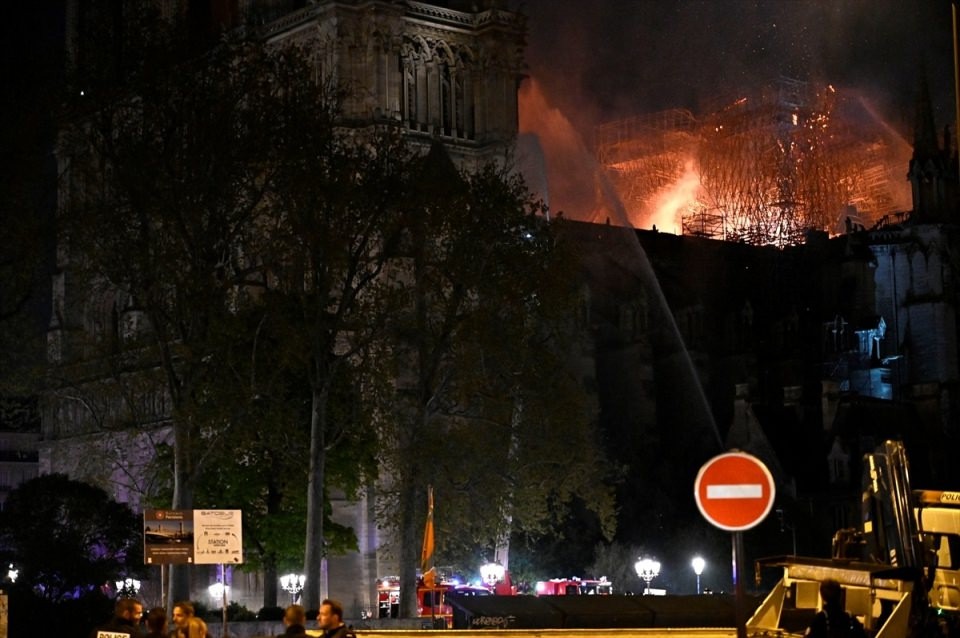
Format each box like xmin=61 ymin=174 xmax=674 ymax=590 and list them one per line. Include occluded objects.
xmin=377 ymin=577 xmax=490 ymax=627
xmin=534 ymin=576 xmax=613 ymax=596
xmin=376 ymin=576 xmax=401 ymax=619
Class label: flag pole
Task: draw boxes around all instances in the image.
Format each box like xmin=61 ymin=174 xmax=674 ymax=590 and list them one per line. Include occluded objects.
xmin=421 ymin=486 xmax=436 ymax=625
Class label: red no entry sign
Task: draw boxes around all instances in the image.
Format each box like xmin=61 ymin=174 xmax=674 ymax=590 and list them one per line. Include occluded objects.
xmin=695 ymin=452 xmax=776 ymax=531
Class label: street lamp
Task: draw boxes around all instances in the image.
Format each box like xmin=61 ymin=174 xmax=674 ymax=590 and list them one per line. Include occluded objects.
xmin=479 ymin=562 xmax=505 ymax=589
xmin=208 ymin=581 xmax=229 ymax=607
xmin=280 ymin=573 xmax=306 ymax=604
xmin=634 ymin=557 xmax=661 ymax=595
xmin=691 ymin=556 xmax=705 ymax=594
xmin=115 ymin=577 xmax=142 ymax=598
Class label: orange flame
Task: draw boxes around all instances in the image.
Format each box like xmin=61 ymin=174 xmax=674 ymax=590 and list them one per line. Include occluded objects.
xmin=643 ymin=159 xmax=700 ymax=233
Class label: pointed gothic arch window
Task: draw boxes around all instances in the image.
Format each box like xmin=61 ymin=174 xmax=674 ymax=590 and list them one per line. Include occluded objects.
xmin=440 ymin=62 xmax=463 ymax=137
xmin=440 ymin=59 xmax=453 ymax=136
xmin=401 ymin=38 xmax=429 ymax=132
xmin=436 ymin=42 xmax=457 ymax=138
xmin=401 ymin=38 xmax=476 ymax=140
xmin=455 ymin=72 xmax=467 ymax=138
xmin=311 ymin=49 xmax=325 ymax=88
xmin=404 ymin=60 xmax=418 ymax=129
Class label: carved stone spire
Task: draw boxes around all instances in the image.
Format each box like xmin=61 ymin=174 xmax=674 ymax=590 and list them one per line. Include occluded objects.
xmin=907 ymin=67 xmax=959 ymax=223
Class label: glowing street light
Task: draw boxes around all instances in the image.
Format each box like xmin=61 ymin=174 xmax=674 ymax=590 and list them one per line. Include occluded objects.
xmin=479 ymin=562 xmax=505 ymax=589
xmin=691 ymin=556 xmax=706 ymax=594
xmin=115 ymin=577 xmax=141 ymax=598
xmin=634 ymin=557 xmax=661 ymax=595
xmin=208 ymin=581 xmax=229 ymax=607
xmin=280 ymin=573 xmax=306 ymax=604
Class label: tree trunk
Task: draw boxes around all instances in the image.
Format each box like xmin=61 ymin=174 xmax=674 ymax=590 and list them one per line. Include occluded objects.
xmin=495 ymin=393 xmax=523 ymax=571
xmin=302 ymin=385 xmax=327 ymax=611
xmin=399 ymin=214 xmax=428 ymax=619
xmin=168 ymin=420 xmax=193 ymax=609
xmin=263 ymin=559 xmax=278 ymax=609
xmin=263 ymin=480 xmax=282 ymax=609
xmin=398 ymin=474 xmax=420 ymax=618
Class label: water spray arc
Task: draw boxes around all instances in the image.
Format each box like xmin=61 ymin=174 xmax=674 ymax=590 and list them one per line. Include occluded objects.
xmin=519 ymin=79 xmax=725 ymax=454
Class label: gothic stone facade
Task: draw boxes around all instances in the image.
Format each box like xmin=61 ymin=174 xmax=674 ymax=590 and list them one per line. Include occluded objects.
xmin=47 ymin=0 xmax=525 ymax=615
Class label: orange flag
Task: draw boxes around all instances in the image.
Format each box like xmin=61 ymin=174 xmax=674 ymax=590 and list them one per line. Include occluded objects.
xmin=421 ymin=486 xmax=435 ymax=585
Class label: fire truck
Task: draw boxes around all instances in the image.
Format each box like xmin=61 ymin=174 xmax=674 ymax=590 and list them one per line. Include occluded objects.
xmin=376 ymin=576 xmax=401 ymax=619
xmin=376 ymin=576 xmax=490 ymax=627
xmin=535 ymin=576 xmax=614 ymax=596
xmin=748 ymin=440 xmax=960 ymax=637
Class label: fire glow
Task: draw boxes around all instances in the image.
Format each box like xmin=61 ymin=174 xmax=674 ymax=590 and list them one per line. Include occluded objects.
xmin=520 ymin=76 xmax=913 ymax=247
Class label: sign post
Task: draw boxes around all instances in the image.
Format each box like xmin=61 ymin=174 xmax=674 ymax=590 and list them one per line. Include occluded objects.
xmin=144 ymin=509 xmax=242 ymax=636
xmin=695 ymin=451 xmax=776 ymax=638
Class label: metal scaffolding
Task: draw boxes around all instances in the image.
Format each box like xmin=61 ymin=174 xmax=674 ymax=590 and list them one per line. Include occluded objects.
xmin=596 ymin=78 xmax=908 ymax=246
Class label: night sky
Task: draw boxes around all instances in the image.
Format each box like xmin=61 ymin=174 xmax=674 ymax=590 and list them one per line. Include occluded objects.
xmin=4 ymin=2 xmax=954 ymax=161
xmin=2 ymin=2 xmax=957 ymax=232
xmin=512 ymin=0 xmax=957 ymax=222
xmin=519 ymin=0 xmax=956 ymax=139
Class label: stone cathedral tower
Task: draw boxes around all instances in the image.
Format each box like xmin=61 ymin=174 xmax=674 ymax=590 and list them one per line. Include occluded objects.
xmin=63 ymin=0 xmax=524 ymax=166
xmin=47 ymin=0 xmax=526 ymax=615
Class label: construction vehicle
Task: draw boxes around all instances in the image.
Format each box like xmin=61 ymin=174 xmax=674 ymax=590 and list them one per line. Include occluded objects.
xmin=748 ymin=440 xmax=960 ymax=637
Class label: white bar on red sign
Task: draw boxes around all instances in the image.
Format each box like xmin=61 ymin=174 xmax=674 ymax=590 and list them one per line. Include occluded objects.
xmin=706 ymin=484 xmax=763 ymax=499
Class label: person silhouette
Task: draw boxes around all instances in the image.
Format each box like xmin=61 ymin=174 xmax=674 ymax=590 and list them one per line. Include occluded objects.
xmin=804 ymin=579 xmax=866 ymax=638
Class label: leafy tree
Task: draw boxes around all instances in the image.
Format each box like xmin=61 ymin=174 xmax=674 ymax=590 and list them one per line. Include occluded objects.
xmin=62 ymin=28 xmax=399 ymax=607
xmin=59 ymin=35 xmax=343 ymax=602
xmin=260 ymin=96 xmax=414 ymax=608
xmin=376 ymin=151 xmax=617 ymax=615
xmin=201 ymin=312 xmax=312 ymax=608
xmin=0 ymin=473 xmax=143 ymax=600
xmin=58 ymin=20 xmax=616 ymax=616
xmin=587 ymin=541 xmax=649 ymax=594
xmin=139 ymin=305 xmax=313 ymax=607
xmin=170 ymin=305 xmax=374 ymax=608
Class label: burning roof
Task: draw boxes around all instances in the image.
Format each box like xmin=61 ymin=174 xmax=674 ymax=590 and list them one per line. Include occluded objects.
xmin=595 ymin=78 xmax=912 ymax=247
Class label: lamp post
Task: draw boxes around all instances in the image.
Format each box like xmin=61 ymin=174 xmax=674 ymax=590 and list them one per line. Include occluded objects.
xmin=634 ymin=557 xmax=661 ymax=595
xmin=691 ymin=556 xmax=705 ymax=594
xmin=115 ymin=577 xmax=142 ymax=598
xmin=208 ymin=581 xmax=229 ymax=608
xmin=479 ymin=562 xmax=505 ymax=590
xmin=280 ymin=573 xmax=306 ymax=604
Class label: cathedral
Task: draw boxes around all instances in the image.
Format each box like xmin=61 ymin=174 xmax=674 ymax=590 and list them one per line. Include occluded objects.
xmin=565 ymin=69 xmax=960 ymax=561
xmin=38 ymin=0 xmax=960 ymax=620
xmin=47 ymin=0 xmax=527 ymax=616
xmin=64 ymin=0 xmax=522 ymax=167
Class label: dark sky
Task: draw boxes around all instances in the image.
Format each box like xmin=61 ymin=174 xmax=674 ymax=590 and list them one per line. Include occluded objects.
xmin=2 ymin=1 xmax=955 ymax=227
xmin=1 ymin=1 xmax=65 ymax=238
xmin=4 ymin=2 xmax=954 ymax=153
xmin=517 ymin=0 xmax=957 ymax=141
